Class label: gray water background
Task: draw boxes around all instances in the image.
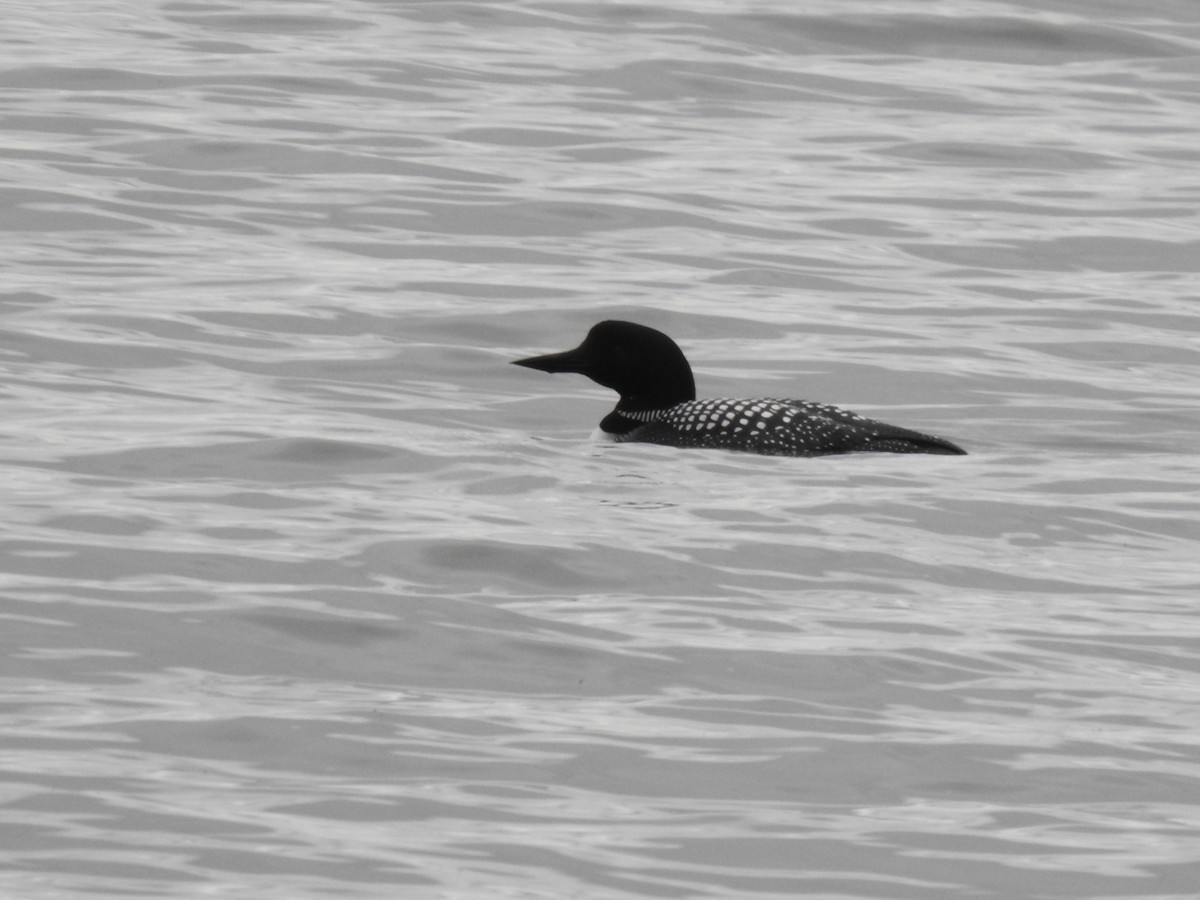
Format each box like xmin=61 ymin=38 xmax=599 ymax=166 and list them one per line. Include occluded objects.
xmin=3 ymin=1 xmax=1200 ymax=897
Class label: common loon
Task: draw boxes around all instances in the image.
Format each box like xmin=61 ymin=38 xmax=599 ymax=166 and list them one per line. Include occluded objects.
xmin=513 ymin=320 xmax=966 ymax=457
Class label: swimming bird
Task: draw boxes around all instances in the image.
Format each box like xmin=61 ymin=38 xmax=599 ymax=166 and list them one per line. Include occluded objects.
xmin=513 ymin=320 xmax=966 ymax=457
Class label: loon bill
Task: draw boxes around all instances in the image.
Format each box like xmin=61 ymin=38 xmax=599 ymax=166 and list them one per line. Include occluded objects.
xmin=513 ymin=320 xmax=966 ymax=457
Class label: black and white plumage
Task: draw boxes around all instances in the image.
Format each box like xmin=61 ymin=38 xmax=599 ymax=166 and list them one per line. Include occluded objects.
xmin=513 ymin=320 xmax=966 ymax=458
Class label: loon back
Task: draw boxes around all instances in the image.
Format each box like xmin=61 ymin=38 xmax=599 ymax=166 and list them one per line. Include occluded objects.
xmin=513 ymin=320 xmax=966 ymax=457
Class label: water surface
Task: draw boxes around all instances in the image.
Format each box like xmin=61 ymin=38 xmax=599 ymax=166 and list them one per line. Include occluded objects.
xmin=3 ymin=1 xmax=1200 ymax=897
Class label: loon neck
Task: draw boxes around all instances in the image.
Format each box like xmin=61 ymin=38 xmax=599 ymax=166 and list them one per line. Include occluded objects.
xmin=600 ymin=406 xmax=660 ymax=436
xmin=612 ymin=362 xmax=696 ymax=412
xmin=601 ymin=394 xmax=687 ymax=435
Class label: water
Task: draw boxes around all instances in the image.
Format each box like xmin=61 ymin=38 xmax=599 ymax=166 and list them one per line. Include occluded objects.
xmin=3 ymin=0 xmax=1200 ymax=897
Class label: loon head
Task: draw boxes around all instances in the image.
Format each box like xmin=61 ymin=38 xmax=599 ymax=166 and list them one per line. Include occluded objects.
xmin=513 ymin=320 xmax=697 ymax=411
